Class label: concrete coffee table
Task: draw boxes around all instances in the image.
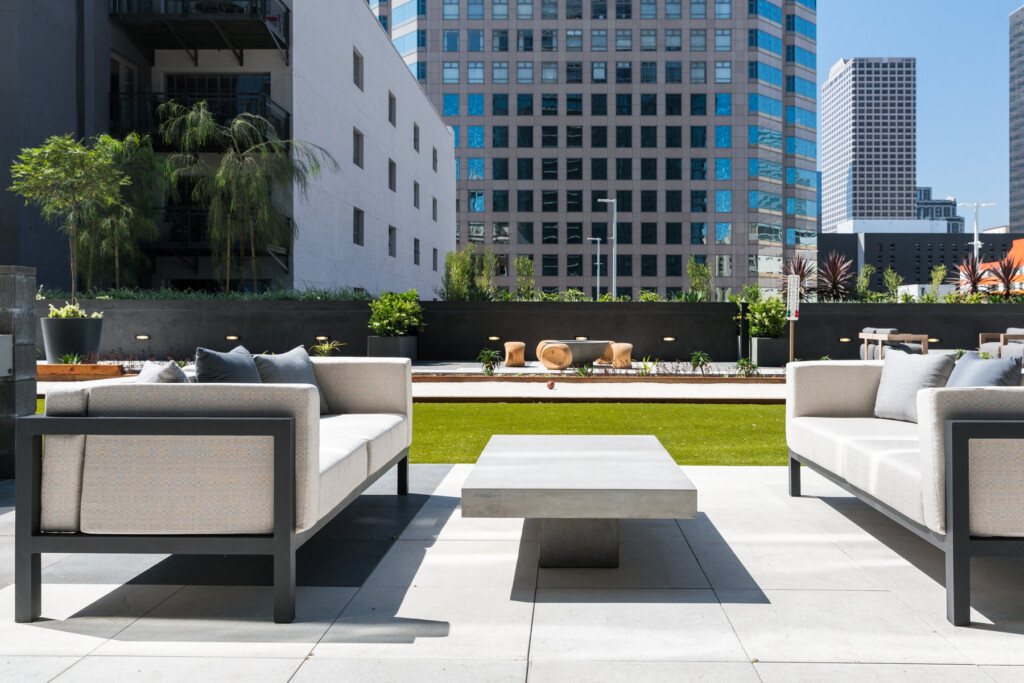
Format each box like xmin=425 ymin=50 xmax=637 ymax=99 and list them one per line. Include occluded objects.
xmin=461 ymin=435 xmax=697 ymax=568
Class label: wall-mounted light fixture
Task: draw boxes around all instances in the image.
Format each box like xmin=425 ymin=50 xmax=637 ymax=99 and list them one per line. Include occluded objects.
xmin=928 ymin=338 xmax=940 ymax=343
xmin=135 ymin=334 xmax=150 ymax=341
xmin=488 ymin=335 xmax=501 ymax=341
xmin=662 ymin=336 xmax=676 ymax=342
xmin=225 ymin=335 xmax=240 ymax=341
xmin=838 ymin=337 xmax=852 ymax=343
xmin=575 ymin=336 xmax=589 ymax=340
xmin=315 ymin=336 xmax=329 ymax=341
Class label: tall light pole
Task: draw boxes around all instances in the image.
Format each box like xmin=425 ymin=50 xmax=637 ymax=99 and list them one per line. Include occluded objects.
xmin=957 ymin=201 xmax=995 ymax=260
xmin=586 ymin=237 xmax=602 ymax=297
xmin=597 ymin=197 xmax=617 ymax=295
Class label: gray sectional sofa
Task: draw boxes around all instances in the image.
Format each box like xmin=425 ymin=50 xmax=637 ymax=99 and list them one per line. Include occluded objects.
xmin=16 ymin=357 xmax=412 ymax=623
xmin=786 ymin=360 xmax=1024 ymax=625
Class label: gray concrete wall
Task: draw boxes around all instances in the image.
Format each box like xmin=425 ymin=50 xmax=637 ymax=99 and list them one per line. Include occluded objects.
xmin=1 ymin=266 xmax=37 ymax=478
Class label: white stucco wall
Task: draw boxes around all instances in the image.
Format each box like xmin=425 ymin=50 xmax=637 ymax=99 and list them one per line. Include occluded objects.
xmin=290 ymin=0 xmax=455 ymax=296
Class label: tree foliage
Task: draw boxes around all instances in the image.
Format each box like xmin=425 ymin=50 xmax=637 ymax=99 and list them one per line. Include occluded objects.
xmin=513 ymin=254 xmax=535 ymax=300
xmin=686 ymin=256 xmax=714 ymax=301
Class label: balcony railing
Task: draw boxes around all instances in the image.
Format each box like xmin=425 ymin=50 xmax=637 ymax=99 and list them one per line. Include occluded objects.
xmin=110 ymin=0 xmax=290 ymax=63
xmin=111 ymin=92 xmax=291 ymax=140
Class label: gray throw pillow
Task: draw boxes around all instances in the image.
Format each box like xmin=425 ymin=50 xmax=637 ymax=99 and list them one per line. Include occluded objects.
xmin=873 ymin=350 xmax=955 ymax=423
xmin=137 ymin=360 xmax=189 ymax=384
xmin=253 ymin=346 xmax=330 ymax=414
xmin=947 ymin=351 xmax=1023 ymax=388
xmin=195 ymin=345 xmax=261 ymax=384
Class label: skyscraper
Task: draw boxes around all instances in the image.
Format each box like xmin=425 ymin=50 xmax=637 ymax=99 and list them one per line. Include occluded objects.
xmin=380 ymin=0 xmax=819 ymax=298
xmin=1010 ymin=6 xmax=1024 ymax=232
xmin=821 ymin=57 xmax=917 ymax=234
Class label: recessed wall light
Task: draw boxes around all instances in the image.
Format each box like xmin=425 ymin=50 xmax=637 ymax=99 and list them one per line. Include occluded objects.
xmin=928 ymin=337 xmax=940 ymax=343
xmin=838 ymin=337 xmax=852 ymax=343
xmin=225 ymin=335 xmax=240 ymax=341
xmin=315 ymin=336 xmax=329 ymax=341
xmin=575 ymin=336 xmax=589 ymax=340
xmin=662 ymin=336 xmax=676 ymax=342
xmin=487 ymin=335 xmax=500 ymax=341
xmin=135 ymin=334 xmax=150 ymax=341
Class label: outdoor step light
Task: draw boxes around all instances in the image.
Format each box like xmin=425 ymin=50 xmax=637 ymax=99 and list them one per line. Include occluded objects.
xmin=315 ymin=336 xmax=329 ymax=341
xmin=663 ymin=336 xmax=676 ymax=342
xmin=838 ymin=337 xmax=852 ymax=343
xmin=135 ymin=334 xmax=150 ymax=341
xmin=488 ymin=336 xmax=501 ymax=341
xmin=225 ymin=335 xmax=240 ymax=341
xmin=928 ymin=337 xmax=941 ymax=343
xmin=575 ymin=336 xmax=589 ymax=340
xmin=0 ymin=334 xmax=12 ymax=377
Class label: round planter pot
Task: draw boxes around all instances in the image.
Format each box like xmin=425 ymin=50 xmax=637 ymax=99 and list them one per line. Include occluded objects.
xmin=41 ymin=317 xmax=104 ymax=364
xmin=367 ymin=335 xmax=418 ymax=361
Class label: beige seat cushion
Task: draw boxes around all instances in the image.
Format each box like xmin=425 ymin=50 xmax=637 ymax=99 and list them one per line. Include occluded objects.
xmin=317 ymin=431 xmax=370 ymax=520
xmin=843 ymin=442 xmax=925 ymax=526
xmin=788 ymin=416 xmax=918 ymax=475
xmin=320 ymin=414 xmax=409 ymax=476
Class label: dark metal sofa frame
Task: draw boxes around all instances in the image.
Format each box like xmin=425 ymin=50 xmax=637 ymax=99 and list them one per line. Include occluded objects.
xmin=789 ymin=419 xmax=1024 ymax=626
xmin=15 ymin=414 xmax=409 ymax=624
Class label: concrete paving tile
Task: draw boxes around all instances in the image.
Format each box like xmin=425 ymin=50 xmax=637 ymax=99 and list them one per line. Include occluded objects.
xmin=399 ymin=499 xmax=537 ymax=542
xmin=0 ymin=583 xmax=181 ymax=656
xmin=293 ymin=657 xmax=527 ymax=682
xmin=527 ymin=660 xmax=760 ymax=682
xmin=0 ymin=656 xmax=80 ymax=682
xmin=426 ymin=463 xmax=474 ymax=499
xmin=982 ymin=665 xmax=1024 ymax=682
xmin=719 ymin=589 xmax=972 ymax=664
xmin=529 ymin=588 xmax=747 ymax=663
xmin=537 ymin=540 xmax=709 ymax=589
xmin=315 ymin=585 xmax=534 ymax=661
xmin=754 ymin=662 xmax=997 ymax=682
xmin=619 ymin=518 xmax=685 ymax=541
xmin=354 ymin=464 xmax=453 ymax=504
xmin=91 ymin=586 xmax=355 ymax=658
xmin=54 ymin=656 xmax=304 ymax=682
xmin=364 ymin=539 xmax=538 ymax=592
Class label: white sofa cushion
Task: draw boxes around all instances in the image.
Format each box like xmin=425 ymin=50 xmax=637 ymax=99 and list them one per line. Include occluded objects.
xmin=788 ymin=416 xmax=918 ymax=475
xmin=321 ymin=413 xmax=409 ymax=476
xmin=317 ymin=423 xmax=370 ymax=520
xmin=843 ymin=442 xmax=925 ymax=526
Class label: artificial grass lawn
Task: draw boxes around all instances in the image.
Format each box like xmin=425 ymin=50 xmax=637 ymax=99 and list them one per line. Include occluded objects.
xmin=36 ymin=399 xmax=785 ymax=466
xmin=411 ymin=403 xmax=786 ymax=466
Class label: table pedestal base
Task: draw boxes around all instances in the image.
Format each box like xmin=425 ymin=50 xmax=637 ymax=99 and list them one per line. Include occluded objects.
xmin=538 ymin=518 xmax=619 ymax=568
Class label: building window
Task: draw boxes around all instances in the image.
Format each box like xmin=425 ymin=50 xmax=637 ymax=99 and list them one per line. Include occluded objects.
xmin=518 ymin=61 xmax=534 ymax=83
xmin=542 ymin=62 xmax=559 ymax=83
xmin=616 ymin=61 xmax=632 ymax=83
xmin=493 ymin=0 xmax=509 ymax=18
xmin=443 ymin=0 xmax=459 ymax=19
xmin=518 ymin=222 xmax=535 ymax=244
xmin=715 ymin=222 xmax=732 ymax=244
xmin=616 ymin=29 xmax=632 ymax=51
xmin=388 ymin=226 xmax=397 ymax=257
xmin=467 ymin=29 xmax=484 ymax=51
xmin=690 ymin=61 xmax=706 ymax=84
xmin=352 ymin=128 xmax=364 ymax=167
xmin=443 ymin=30 xmax=459 ymax=52
xmin=641 ymin=62 xmax=657 ymax=83
xmin=413 ymin=181 xmax=420 ymax=208
xmin=518 ymin=29 xmax=534 ymax=51
xmin=691 ymin=222 xmax=706 ymax=245
xmin=433 ymin=248 xmax=438 ymax=271
xmin=353 ymin=49 xmax=364 ymax=90
xmin=715 ymin=61 xmax=732 ymax=83
xmin=542 ymin=254 xmax=559 ymax=277
xmin=592 ymin=29 xmax=608 ymax=51
xmin=715 ymin=29 xmax=732 ymax=51
xmin=592 ymin=61 xmax=607 ymax=83
xmin=691 ymin=29 xmax=706 ymax=51
xmin=493 ymin=29 xmax=509 ymax=52
xmin=388 ymin=92 xmax=397 ymax=126
xmin=716 ymin=254 xmax=732 ymax=277
xmin=567 ymin=29 xmax=583 ymax=51
xmin=665 ymin=29 xmax=681 ymax=51
xmin=518 ymin=0 xmax=533 ymax=19
xmin=432 ymin=147 xmax=438 ymax=172
xmin=388 ymin=159 xmax=397 ymax=191
xmin=641 ymin=255 xmax=658 ymax=277
xmin=715 ymin=0 xmax=731 ymax=18
xmin=433 ymin=197 xmax=438 ymax=221
xmin=542 ymin=29 xmax=558 ymax=51
xmin=493 ymin=62 xmax=509 ymax=84
xmin=443 ymin=62 xmax=459 ymax=83
xmin=413 ymin=123 xmax=420 ymax=151
xmin=468 ymin=62 xmax=484 ymax=83
xmin=414 ymin=238 xmax=421 ymax=265
xmin=691 ymin=0 xmax=706 ymax=19
xmin=353 ymin=207 xmax=364 ymax=246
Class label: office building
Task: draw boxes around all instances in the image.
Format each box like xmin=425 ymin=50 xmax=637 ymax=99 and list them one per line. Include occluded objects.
xmin=0 ymin=0 xmax=455 ymax=294
xmin=383 ymin=0 xmax=819 ymax=298
xmin=821 ymin=57 xmax=916 ymax=235
xmin=1012 ymin=7 xmax=1024 ymax=231
xmin=915 ymin=187 xmax=964 ymax=234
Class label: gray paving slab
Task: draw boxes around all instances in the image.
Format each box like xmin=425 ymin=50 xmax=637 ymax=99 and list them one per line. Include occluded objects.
xmin=754 ymin=663 xmax=998 ymax=682
xmin=292 ymin=657 xmax=528 ymax=682
xmin=0 ymin=656 xmax=80 ymax=683
xmin=527 ymin=661 xmax=761 ymax=683
xmin=53 ymin=656 xmax=305 ymax=682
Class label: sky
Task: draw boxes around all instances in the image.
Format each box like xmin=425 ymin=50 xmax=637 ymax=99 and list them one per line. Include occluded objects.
xmin=817 ymin=0 xmax=1022 ymax=229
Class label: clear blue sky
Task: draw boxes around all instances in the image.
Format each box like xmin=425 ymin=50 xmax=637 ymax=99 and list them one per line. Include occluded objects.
xmin=818 ymin=0 xmax=1021 ymax=229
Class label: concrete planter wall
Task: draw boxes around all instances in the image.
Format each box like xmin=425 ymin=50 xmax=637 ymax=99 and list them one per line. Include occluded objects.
xmin=34 ymin=299 xmax=1024 ymax=364
xmin=367 ymin=335 xmax=417 ymax=360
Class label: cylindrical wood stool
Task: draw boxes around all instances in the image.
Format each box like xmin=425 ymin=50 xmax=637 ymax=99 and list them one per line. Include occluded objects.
xmin=540 ymin=343 xmax=573 ymax=370
xmin=535 ymin=339 xmax=554 ymax=361
xmin=611 ymin=343 xmax=633 ymax=369
xmin=504 ymin=341 xmax=526 ymax=367
xmin=594 ymin=342 xmax=615 ymax=365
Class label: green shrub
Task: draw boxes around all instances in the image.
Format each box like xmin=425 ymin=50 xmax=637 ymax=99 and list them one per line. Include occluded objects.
xmin=747 ymin=297 xmax=786 ymax=338
xmin=48 ymin=302 xmax=102 ymax=319
xmin=368 ymin=290 xmax=425 ymax=337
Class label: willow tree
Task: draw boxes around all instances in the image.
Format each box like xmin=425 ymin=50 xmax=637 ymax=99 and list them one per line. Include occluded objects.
xmin=87 ymin=132 xmax=174 ymax=289
xmin=158 ymin=101 xmax=339 ymax=292
xmin=8 ymin=134 xmax=128 ymax=302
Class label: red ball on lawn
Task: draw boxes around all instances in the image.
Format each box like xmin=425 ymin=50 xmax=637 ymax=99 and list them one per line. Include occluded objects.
xmin=546 ymin=380 xmax=555 ymax=390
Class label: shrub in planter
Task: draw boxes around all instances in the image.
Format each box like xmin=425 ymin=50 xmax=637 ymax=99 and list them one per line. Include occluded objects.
xmin=367 ymin=290 xmax=425 ymax=359
xmin=747 ymin=297 xmax=788 ymax=367
xmin=41 ymin=302 xmax=104 ymax=363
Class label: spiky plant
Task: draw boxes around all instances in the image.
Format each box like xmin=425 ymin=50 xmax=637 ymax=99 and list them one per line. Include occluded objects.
xmin=782 ymin=255 xmax=814 ymax=301
xmin=950 ymin=253 xmax=986 ymax=295
xmin=988 ymin=255 xmax=1024 ymax=296
xmin=816 ymin=250 xmax=854 ymax=302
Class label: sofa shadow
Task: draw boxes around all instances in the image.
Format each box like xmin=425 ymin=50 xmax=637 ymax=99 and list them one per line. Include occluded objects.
xmin=820 ymin=494 xmax=1024 ymax=632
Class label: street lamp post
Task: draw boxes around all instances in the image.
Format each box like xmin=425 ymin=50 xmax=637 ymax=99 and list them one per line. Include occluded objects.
xmin=586 ymin=237 xmax=602 ymax=298
xmin=957 ymin=201 xmax=996 ymax=260
xmin=597 ymin=197 xmax=617 ymax=295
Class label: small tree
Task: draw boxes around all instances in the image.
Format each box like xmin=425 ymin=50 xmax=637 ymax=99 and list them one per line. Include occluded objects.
xmin=436 ymin=248 xmax=474 ymax=301
xmin=816 ymin=251 xmax=854 ymax=302
xmin=855 ymin=264 xmax=877 ymax=300
xmin=782 ymin=255 xmax=814 ymax=301
xmin=686 ymin=255 xmax=714 ymax=301
xmin=952 ymin=253 xmax=986 ymax=295
xmin=927 ymin=264 xmax=948 ymax=301
xmin=513 ymin=254 xmax=535 ymax=300
xmin=473 ymin=245 xmax=499 ymax=300
xmin=882 ymin=266 xmax=905 ymax=302
xmin=988 ymin=255 xmax=1023 ymax=296
xmin=9 ymin=134 xmax=128 ymax=302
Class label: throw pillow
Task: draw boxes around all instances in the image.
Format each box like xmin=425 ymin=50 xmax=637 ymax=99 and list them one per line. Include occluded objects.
xmin=136 ymin=360 xmax=189 ymax=384
xmin=873 ymin=350 xmax=955 ymax=423
xmin=253 ymin=346 xmax=330 ymax=415
xmin=195 ymin=345 xmax=261 ymax=384
xmin=946 ymin=351 xmax=1023 ymax=388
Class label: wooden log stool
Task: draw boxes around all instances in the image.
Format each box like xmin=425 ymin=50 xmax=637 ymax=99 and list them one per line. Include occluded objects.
xmin=504 ymin=341 xmax=526 ymax=367
xmin=535 ymin=339 xmax=554 ymax=362
xmin=611 ymin=343 xmax=633 ymax=369
xmin=594 ymin=342 xmax=615 ymax=365
xmin=540 ymin=343 xmax=573 ymax=370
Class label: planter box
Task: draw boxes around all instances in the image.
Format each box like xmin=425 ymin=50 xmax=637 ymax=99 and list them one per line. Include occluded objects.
xmin=750 ymin=336 xmax=789 ymax=368
xmin=40 ymin=318 xmax=103 ymax=364
xmin=37 ymin=363 xmax=125 ymax=381
xmin=367 ymin=335 xmax=417 ymax=360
